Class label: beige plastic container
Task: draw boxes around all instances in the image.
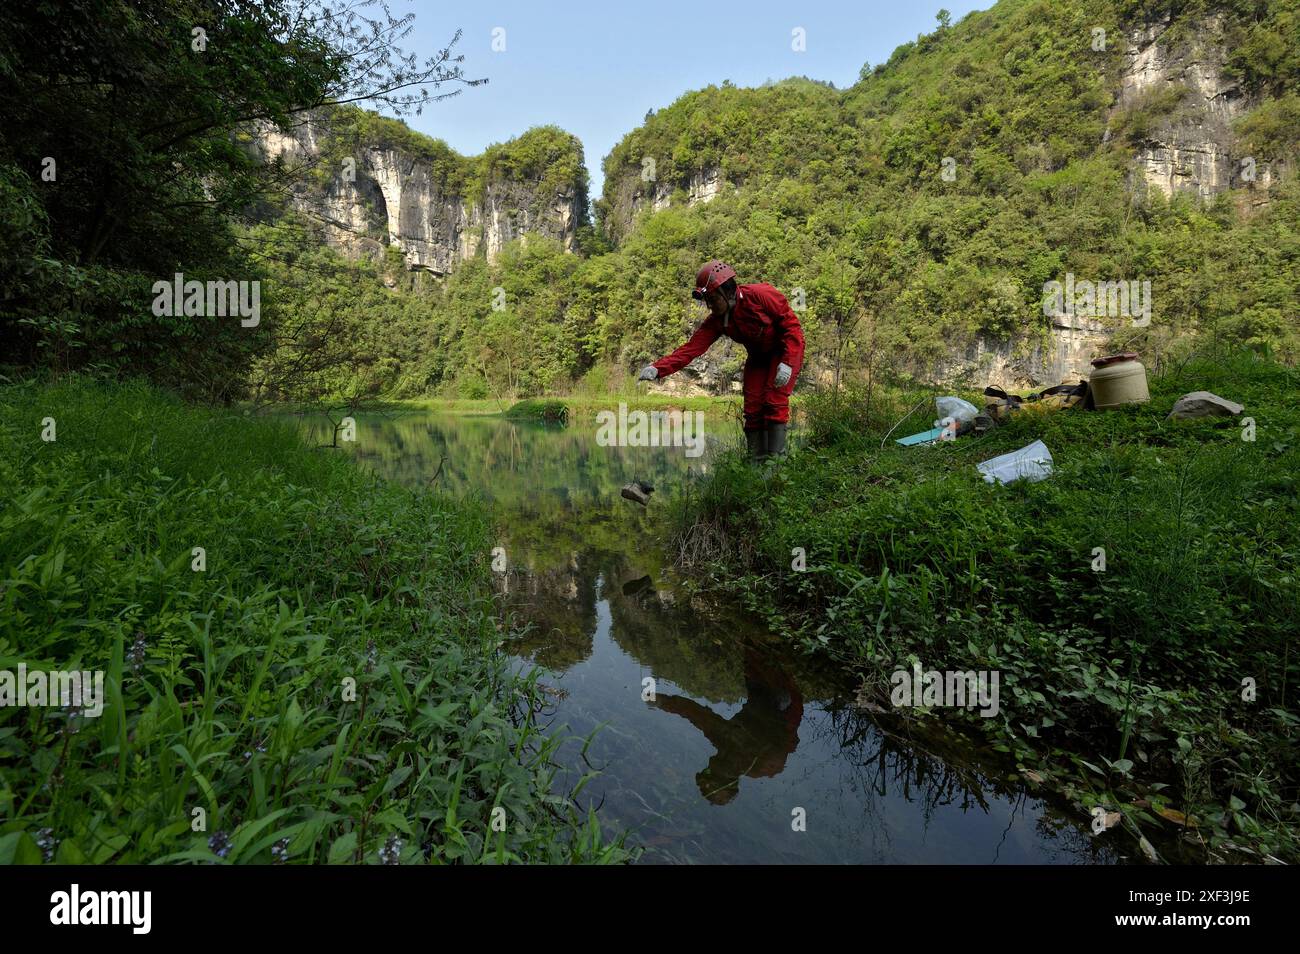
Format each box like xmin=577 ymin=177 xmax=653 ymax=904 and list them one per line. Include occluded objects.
xmin=1089 ymin=357 xmax=1150 ymax=409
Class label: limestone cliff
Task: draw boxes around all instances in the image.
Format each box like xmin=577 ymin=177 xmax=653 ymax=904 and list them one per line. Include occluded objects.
xmin=600 ymin=162 xmax=728 ymax=245
xmin=1114 ymin=14 xmax=1286 ymax=206
xmin=250 ymin=109 xmax=586 ymax=275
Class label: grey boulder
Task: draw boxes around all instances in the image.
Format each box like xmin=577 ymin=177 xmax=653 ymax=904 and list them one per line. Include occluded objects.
xmin=1168 ymin=391 xmax=1244 ymax=420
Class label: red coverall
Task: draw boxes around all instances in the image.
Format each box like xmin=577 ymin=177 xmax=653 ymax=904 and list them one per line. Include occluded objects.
xmin=651 ymin=283 xmax=805 ymax=432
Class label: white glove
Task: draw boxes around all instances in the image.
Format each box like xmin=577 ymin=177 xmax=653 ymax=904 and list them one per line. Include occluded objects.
xmin=774 ymin=362 xmax=792 ymax=387
xmin=638 ymin=365 xmax=659 ymax=381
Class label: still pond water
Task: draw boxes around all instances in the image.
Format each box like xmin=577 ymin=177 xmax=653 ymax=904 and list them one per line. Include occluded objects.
xmin=294 ymin=407 xmax=1116 ymax=864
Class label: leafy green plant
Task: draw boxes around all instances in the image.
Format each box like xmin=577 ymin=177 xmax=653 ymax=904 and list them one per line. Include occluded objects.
xmin=0 ymin=377 xmax=631 ymax=864
xmin=668 ymin=352 xmax=1300 ymax=862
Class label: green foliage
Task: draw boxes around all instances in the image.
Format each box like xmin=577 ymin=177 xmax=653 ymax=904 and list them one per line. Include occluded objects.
xmin=243 ymin=221 xmax=429 ymax=402
xmin=0 ymin=378 xmax=631 ymax=864
xmin=0 ymin=0 xmax=350 ymax=395
xmin=1237 ymin=92 xmax=1300 ymax=159
xmin=0 ymin=159 xmax=269 ymax=399
xmin=504 ymin=400 xmax=569 ymax=424
xmin=386 ymin=235 xmax=587 ymax=400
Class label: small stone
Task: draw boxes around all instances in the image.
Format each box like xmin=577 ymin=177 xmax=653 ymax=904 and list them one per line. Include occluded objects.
xmin=1168 ymin=390 xmax=1244 ymax=420
xmin=620 ymin=482 xmax=651 ymax=506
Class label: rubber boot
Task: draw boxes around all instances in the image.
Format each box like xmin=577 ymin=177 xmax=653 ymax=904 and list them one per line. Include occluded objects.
xmin=746 ymin=428 xmax=766 ymax=462
xmin=766 ymin=422 xmax=788 ymax=458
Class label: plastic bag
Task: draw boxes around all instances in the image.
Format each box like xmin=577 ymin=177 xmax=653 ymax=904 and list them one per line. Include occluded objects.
xmin=977 ymin=440 xmax=1053 ymax=485
xmin=935 ymin=397 xmax=979 ymax=426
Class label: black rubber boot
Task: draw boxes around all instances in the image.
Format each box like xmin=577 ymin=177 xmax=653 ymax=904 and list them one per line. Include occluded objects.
xmin=766 ymin=423 xmax=788 ymax=458
xmin=745 ymin=428 xmax=766 ymax=462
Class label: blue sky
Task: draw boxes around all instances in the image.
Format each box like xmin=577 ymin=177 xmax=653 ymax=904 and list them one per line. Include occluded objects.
xmin=392 ymin=1 xmax=992 ymax=200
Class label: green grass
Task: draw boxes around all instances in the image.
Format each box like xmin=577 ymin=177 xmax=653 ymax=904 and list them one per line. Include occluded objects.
xmin=668 ymin=352 xmax=1300 ymax=863
xmin=0 ymin=376 xmax=631 ymax=864
xmin=503 ymin=399 xmax=570 ymax=424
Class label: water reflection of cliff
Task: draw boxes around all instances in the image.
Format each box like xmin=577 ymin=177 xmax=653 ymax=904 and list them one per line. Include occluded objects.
xmin=502 ymin=543 xmax=750 ymax=702
xmin=296 ymin=409 xmax=745 ymax=694
xmin=293 ymin=410 xmax=714 ymax=511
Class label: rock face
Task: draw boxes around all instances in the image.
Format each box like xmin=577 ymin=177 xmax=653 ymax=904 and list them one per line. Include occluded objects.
xmin=1116 ymin=16 xmax=1281 ymax=204
xmin=644 ymin=340 xmax=745 ymax=398
xmin=251 ymin=113 xmax=584 ymax=275
xmin=601 ymin=164 xmax=728 ymax=244
xmin=938 ymin=315 xmax=1114 ymax=390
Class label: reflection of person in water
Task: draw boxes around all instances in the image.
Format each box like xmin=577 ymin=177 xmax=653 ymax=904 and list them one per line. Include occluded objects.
xmin=650 ymin=648 xmax=803 ymax=804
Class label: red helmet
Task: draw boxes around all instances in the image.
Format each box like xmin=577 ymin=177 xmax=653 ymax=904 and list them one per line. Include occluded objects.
xmin=692 ymin=260 xmax=736 ymax=299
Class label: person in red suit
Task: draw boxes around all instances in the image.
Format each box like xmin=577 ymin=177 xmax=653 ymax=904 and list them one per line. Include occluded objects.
xmin=639 ymin=260 xmax=805 ymax=460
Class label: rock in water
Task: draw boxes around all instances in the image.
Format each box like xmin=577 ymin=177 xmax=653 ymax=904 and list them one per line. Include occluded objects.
xmin=621 ymin=482 xmax=651 ymax=506
xmin=1168 ymin=391 xmax=1244 ymax=420
xmin=622 ymin=574 xmax=654 ymax=596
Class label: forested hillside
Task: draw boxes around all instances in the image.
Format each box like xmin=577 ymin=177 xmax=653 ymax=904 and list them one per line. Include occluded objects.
xmin=3 ymin=0 xmax=1297 ymax=400
xmin=277 ymin=0 xmax=1300 ymax=401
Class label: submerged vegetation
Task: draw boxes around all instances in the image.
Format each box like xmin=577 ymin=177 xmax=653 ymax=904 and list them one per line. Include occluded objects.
xmin=668 ymin=352 xmax=1300 ymax=862
xmin=0 ymin=378 xmax=629 ymax=864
